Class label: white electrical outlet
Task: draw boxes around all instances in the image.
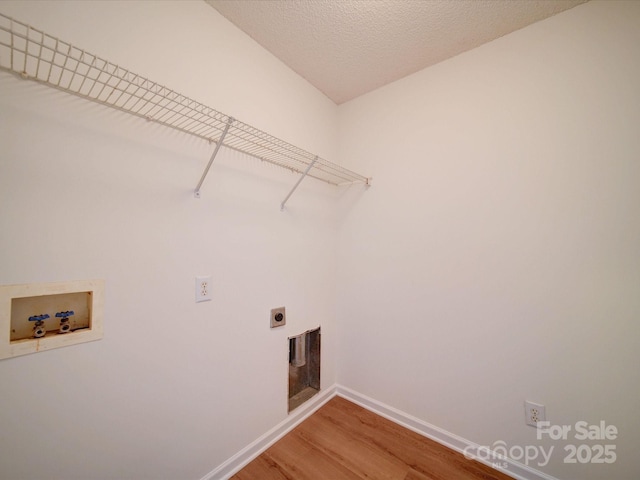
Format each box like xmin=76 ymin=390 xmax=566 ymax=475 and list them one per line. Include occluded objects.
xmin=525 ymin=401 xmax=546 ymax=427
xmin=195 ymin=276 xmax=212 ymax=302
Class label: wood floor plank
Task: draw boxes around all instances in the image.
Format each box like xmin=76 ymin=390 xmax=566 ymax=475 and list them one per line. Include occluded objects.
xmin=253 ymin=430 xmax=363 ymax=480
xmin=320 ymin=397 xmax=511 ymax=480
xmin=231 ymin=397 xmax=514 ymax=480
xmin=232 ymin=454 xmax=291 ymax=480
xmin=316 ymin=398 xmax=457 ymax=478
xmin=294 ymin=413 xmax=408 ymax=479
xmin=404 ymin=468 xmax=435 ymax=480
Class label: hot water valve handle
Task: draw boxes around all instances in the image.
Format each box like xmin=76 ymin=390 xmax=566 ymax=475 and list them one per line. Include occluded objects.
xmin=28 ymin=314 xmax=50 ymax=338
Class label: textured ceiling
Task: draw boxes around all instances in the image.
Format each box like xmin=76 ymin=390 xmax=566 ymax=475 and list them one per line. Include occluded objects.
xmin=206 ymin=0 xmax=588 ymax=105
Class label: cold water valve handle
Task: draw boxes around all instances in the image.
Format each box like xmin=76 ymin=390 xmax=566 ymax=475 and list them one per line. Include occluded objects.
xmin=55 ymin=311 xmax=74 ymax=334
xmin=28 ymin=314 xmax=50 ymax=338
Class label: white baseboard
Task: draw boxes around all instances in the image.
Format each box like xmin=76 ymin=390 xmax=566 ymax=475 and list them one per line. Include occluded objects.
xmin=335 ymin=385 xmax=559 ymax=480
xmin=203 ymin=384 xmax=559 ymax=480
xmin=201 ymin=384 xmax=337 ymax=480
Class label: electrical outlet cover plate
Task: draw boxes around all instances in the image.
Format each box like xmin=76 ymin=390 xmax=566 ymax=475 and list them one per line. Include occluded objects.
xmin=195 ymin=276 xmax=212 ymax=303
xmin=525 ymin=401 xmax=546 ymax=427
xmin=270 ymin=307 xmax=286 ymax=328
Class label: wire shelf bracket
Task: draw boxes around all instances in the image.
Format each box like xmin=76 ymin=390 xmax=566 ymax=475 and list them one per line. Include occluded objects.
xmin=281 ymin=156 xmax=318 ymax=211
xmin=194 ymin=117 xmax=234 ymax=199
xmin=0 ymin=13 xmax=371 ymax=207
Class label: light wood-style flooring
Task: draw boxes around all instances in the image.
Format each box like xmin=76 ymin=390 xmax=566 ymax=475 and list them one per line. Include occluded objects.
xmin=232 ymin=396 xmax=513 ymax=480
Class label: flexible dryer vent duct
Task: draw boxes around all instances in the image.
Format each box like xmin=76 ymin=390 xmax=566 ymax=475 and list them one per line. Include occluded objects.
xmin=291 ymin=332 xmax=306 ymax=367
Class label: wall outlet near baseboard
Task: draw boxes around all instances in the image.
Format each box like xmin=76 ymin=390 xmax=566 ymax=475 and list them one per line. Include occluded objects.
xmin=525 ymin=400 xmax=546 ymax=427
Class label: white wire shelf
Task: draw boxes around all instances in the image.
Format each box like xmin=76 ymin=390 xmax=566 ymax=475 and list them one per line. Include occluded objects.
xmin=0 ymin=13 xmax=370 ymax=203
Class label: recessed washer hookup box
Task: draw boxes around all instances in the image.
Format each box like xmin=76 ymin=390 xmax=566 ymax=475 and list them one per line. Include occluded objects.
xmin=0 ymin=279 xmax=104 ymax=360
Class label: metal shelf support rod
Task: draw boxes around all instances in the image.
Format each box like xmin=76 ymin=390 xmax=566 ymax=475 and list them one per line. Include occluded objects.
xmin=194 ymin=117 xmax=234 ymax=198
xmin=281 ymin=156 xmax=318 ymax=211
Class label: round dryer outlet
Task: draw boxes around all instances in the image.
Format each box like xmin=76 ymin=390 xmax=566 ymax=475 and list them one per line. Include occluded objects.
xmin=270 ymin=307 xmax=286 ymax=328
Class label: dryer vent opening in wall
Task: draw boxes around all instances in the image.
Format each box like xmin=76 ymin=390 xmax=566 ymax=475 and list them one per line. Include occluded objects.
xmin=288 ymin=327 xmax=320 ymax=412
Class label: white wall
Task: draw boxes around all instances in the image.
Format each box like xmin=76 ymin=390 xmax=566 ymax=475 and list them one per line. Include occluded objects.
xmin=336 ymin=1 xmax=640 ymax=479
xmin=0 ymin=2 xmax=342 ymax=479
xmin=3 ymin=1 xmax=640 ymax=479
